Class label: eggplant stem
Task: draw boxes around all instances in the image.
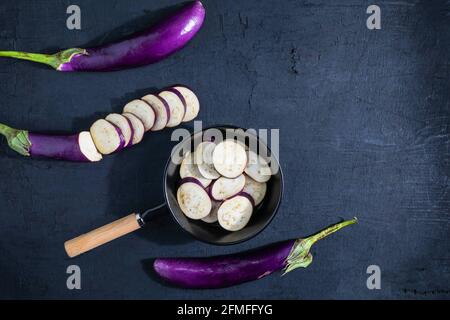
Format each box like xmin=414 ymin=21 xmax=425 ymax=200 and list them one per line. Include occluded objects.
xmin=306 ymin=217 xmax=358 ymax=246
xmin=0 ymin=48 xmax=86 ymax=70
xmin=0 ymin=123 xmax=31 ymax=156
xmin=283 ymin=217 xmax=357 ymax=275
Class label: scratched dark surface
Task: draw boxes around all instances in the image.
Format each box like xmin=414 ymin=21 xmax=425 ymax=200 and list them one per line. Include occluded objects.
xmin=0 ymin=0 xmax=449 ymax=299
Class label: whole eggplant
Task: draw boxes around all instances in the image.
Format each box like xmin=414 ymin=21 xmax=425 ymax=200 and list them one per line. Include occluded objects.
xmin=0 ymin=1 xmax=205 ymax=72
xmin=153 ymin=218 xmax=357 ymax=289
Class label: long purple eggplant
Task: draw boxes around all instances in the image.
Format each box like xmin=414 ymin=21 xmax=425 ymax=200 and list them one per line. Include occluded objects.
xmin=153 ymin=218 xmax=357 ymax=289
xmin=0 ymin=1 xmax=205 ymax=72
xmin=0 ymin=123 xmax=102 ymax=162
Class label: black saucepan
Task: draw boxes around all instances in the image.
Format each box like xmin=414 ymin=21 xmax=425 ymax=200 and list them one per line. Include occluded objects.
xmin=64 ymin=126 xmax=283 ymax=257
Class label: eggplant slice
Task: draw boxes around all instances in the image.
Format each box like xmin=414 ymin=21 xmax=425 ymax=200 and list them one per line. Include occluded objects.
xmin=123 ymin=99 xmax=156 ymax=132
xmin=245 ymin=150 xmax=272 ymax=183
xmin=218 ymin=194 xmax=253 ymax=231
xmin=201 ymin=200 xmax=221 ymax=223
xmin=122 ymin=112 xmax=145 ymax=145
xmin=90 ymin=119 xmax=125 ymax=155
xmin=159 ymin=90 xmax=185 ymax=128
xmin=105 ymin=113 xmax=133 ymax=147
xmin=212 ymin=140 xmax=247 ymax=178
xmin=173 ymin=86 xmax=200 ymax=122
xmin=141 ymin=94 xmax=170 ymax=131
xmin=195 ymin=141 xmax=220 ymax=179
xmin=179 ymin=151 xmax=212 ymax=188
xmin=243 ymin=174 xmax=267 ymax=206
xmin=210 ymin=175 xmax=245 ymax=201
xmin=78 ymin=131 xmax=103 ymax=162
xmin=177 ymin=180 xmax=212 ymax=220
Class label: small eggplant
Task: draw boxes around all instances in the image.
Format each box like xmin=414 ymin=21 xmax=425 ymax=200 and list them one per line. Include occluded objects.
xmin=153 ymin=218 xmax=357 ymax=289
xmin=0 ymin=1 xmax=205 ymax=72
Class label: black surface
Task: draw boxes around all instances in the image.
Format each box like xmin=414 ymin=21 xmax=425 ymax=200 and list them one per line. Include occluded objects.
xmin=0 ymin=0 xmax=449 ymax=299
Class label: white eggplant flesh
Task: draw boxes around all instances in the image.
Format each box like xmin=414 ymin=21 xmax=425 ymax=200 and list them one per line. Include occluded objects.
xmin=159 ymin=90 xmax=185 ymax=128
xmin=218 ymin=194 xmax=253 ymax=231
xmin=195 ymin=141 xmax=220 ymax=179
xmin=245 ymin=151 xmax=272 ymax=183
xmin=105 ymin=113 xmax=133 ymax=147
xmin=201 ymin=200 xmax=221 ymax=223
xmin=123 ymin=99 xmax=156 ymax=132
xmin=177 ymin=180 xmax=212 ymax=220
xmin=141 ymin=94 xmax=170 ymax=131
xmin=78 ymin=131 xmax=103 ymax=162
xmin=212 ymin=140 xmax=247 ymax=178
xmin=210 ymin=175 xmax=245 ymax=201
xmin=243 ymin=175 xmax=267 ymax=206
xmin=173 ymin=86 xmax=200 ymax=122
xmin=179 ymin=151 xmax=212 ymax=188
xmin=90 ymin=119 xmax=125 ymax=155
xmin=122 ymin=112 xmax=145 ymax=145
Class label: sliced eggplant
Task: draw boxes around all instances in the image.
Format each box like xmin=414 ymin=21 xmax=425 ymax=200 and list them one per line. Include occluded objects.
xmin=159 ymin=90 xmax=185 ymax=127
xmin=243 ymin=174 xmax=267 ymax=206
xmin=123 ymin=99 xmax=156 ymax=132
xmin=90 ymin=119 xmax=125 ymax=155
xmin=202 ymin=200 xmax=221 ymax=223
xmin=141 ymin=94 xmax=170 ymax=131
xmin=237 ymin=191 xmax=256 ymax=207
xmin=105 ymin=113 xmax=133 ymax=147
xmin=122 ymin=112 xmax=145 ymax=145
xmin=177 ymin=179 xmax=212 ymax=220
xmin=167 ymin=88 xmax=187 ymax=112
xmin=212 ymin=140 xmax=247 ymax=178
xmin=210 ymin=175 xmax=245 ymax=201
xmin=126 ymin=117 xmax=134 ymax=147
xmin=218 ymin=193 xmax=254 ymax=231
xmin=173 ymin=85 xmax=200 ymax=122
xmin=195 ymin=141 xmax=220 ymax=179
xmin=245 ymin=151 xmax=272 ymax=183
xmin=179 ymin=151 xmax=212 ymax=188
xmin=78 ymin=131 xmax=103 ymax=162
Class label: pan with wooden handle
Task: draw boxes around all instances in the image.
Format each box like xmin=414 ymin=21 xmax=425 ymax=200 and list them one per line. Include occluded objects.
xmin=64 ymin=125 xmax=283 ymax=258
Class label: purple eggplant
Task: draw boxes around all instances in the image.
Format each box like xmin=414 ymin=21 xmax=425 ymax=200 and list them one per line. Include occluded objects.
xmin=153 ymin=218 xmax=357 ymax=289
xmin=0 ymin=123 xmax=102 ymax=162
xmin=0 ymin=1 xmax=205 ymax=72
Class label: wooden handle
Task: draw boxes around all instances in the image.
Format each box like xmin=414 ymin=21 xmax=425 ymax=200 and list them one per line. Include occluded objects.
xmin=64 ymin=213 xmax=141 ymax=258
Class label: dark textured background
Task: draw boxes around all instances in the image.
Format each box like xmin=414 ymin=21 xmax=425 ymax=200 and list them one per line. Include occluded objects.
xmin=0 ymin=0 xmax=449 ymax=299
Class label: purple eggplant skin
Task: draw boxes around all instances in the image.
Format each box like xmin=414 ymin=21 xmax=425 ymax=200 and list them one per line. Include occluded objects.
xmin=110 ymin=123 xmax=127 ymax=153
xmin=165 ymin=87 xmax=187 ymax=115
xmin=124 ymin=118 xmax=135 ymax=148
xmin=28 ymin=133 xmax=91 ymax=162
xmin=0 ymin=123 xmax=90 ymax=161
xmin=0 ymin=1 xmax=205 ymax=72
xmin=234 ymin=191 xmax=255 ymax=207
xmin=179 ymin=177 xmax=205 ymax=188
xmin=154 ymin=240 xmax=293 ymax=289
xmin=153 ymin=218 xmax=357 ymax=289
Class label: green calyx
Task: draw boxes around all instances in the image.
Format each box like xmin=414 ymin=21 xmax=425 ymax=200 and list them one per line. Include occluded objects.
xmin=0 ymin=48 xmax=86 ymax=70
xmin=0 ymin=123 xmax=31 ymax=156
xmin=283 ymin=217 xmax=358 ymax=275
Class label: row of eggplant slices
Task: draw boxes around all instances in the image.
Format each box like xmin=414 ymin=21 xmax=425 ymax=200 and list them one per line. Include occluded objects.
xmin=177 ymin=139 xmax=273 ymax=231
xmin=86 ymin=86 xmax=200 ymax=159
